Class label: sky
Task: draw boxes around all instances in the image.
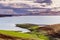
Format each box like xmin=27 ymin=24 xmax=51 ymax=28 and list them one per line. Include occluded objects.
xmin=0 ymin=0 xmax=60 ymax=8
xmin=0 ymin=0 xmax=60 ymax=15
xmin=51 ymin=0 xmax=60 ymax=7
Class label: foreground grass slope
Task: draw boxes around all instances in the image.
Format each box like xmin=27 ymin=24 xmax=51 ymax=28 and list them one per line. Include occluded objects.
xmin=0 ymin=30 xmax=37 ymax=38
xmin=0 ymin=30 xmax=49 ymax=40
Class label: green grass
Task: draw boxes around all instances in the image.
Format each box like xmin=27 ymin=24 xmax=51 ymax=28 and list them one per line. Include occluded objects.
xmin=0 ymin=30 xmax=49 ymax=40
xmin=0 ymin=30 xmax=39 ymax=40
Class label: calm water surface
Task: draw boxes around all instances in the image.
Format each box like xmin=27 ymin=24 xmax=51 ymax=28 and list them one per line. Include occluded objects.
xmin=0 ymin=16 xmax=60 ymax=31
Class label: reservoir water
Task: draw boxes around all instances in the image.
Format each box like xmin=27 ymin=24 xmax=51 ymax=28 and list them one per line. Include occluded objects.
xmin=0 ymin=16 xmax=60 ymax=31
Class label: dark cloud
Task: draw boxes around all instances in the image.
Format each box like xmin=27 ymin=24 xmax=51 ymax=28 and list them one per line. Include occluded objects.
xmin=0 ymin=0 xmax=52 ymax=15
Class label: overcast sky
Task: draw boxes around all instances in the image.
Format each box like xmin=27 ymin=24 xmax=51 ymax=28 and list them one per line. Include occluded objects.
xmin=0 ymin=0 xmax=60 ymax=8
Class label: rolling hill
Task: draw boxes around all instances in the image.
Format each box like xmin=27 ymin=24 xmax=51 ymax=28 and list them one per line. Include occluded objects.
xmin=0 ymin=30 xmax=49 ymax=40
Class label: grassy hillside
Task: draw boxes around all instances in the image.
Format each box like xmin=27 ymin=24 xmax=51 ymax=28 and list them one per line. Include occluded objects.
xmin=0 ymin=30 xmax=49 ymax=40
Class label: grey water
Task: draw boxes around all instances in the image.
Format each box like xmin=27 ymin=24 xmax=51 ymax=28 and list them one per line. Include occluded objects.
xmin=0 ymin=16 xmax=60 ymax=32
